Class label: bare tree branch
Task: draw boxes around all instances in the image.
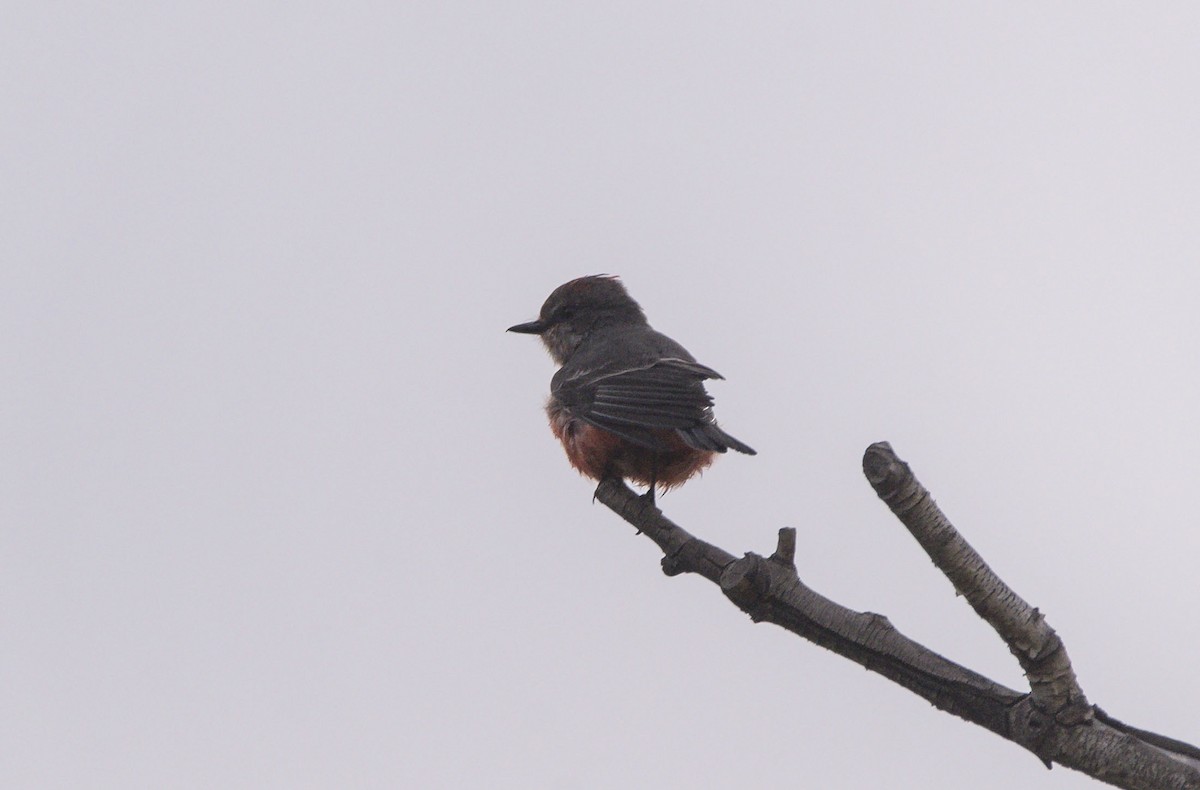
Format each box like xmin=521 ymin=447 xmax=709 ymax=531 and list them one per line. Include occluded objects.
xmin=591 ymin=442 xmax=1200 ymax=790
xmin=863 ymin=442 xmax=1088 ymax=722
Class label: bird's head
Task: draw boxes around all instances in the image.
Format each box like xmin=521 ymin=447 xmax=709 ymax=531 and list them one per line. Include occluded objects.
xmin=508 ymin=275 xmax=647 ymax=364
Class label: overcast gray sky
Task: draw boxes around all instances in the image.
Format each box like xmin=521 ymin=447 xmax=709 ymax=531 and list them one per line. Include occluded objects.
xmin=3 ymin=3 xmax=1198 ymax=788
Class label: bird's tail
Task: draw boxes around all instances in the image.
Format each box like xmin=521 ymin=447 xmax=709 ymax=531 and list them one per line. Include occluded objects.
xmin=679 ymin=424 xmax=756 ymax=455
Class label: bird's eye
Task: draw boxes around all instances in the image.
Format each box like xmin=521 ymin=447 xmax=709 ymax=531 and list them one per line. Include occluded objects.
xmin=557 ymin=307 xmax=575 ymax=320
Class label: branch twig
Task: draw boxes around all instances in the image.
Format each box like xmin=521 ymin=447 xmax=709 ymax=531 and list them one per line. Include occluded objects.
xmin=590 ymin=443 xmax=1200 ymax=790
xmin=863 ymin=442 xmax=1090 ymax=725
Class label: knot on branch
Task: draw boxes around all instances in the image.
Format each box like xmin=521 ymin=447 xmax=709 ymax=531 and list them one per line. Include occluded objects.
xmin=662 ymin=540 xmax=700 ymax=577
xmin=769 ymin=527 xmax=796 ymax=568
xmin=1010 ymin=696 xmax=1059 ymax=768
xmin=1009 ymin=695 xmax=1097 ymax=770
xmin=863 ymin=442 xmax=927 ymax=514
xmin=720 ymin=553 xmax=772 ymax=620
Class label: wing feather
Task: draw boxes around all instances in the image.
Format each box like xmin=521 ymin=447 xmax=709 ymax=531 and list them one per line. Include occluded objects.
xmin=553 ymin=357 xmax=756 ymax=453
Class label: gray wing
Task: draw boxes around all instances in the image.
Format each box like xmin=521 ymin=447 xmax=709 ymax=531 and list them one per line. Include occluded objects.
xmin=551 ymin=358 xmax=756 ymax=454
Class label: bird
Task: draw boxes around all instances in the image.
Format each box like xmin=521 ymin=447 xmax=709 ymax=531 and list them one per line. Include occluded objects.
xmin=508 ymin=275 xmax=755 ymax=500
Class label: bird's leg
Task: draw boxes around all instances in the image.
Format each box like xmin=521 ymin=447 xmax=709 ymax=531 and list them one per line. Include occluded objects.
xmin=642 ymin=453 xmax=660 ymax=506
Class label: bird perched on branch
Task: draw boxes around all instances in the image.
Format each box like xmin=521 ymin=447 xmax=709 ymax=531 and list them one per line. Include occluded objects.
xmin=508 ymin=275 xmax=755 ymax=500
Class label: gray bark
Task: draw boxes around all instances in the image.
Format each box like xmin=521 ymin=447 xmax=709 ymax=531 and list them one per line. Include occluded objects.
xmin=590 ymin=442 xmax=1200 ymax=789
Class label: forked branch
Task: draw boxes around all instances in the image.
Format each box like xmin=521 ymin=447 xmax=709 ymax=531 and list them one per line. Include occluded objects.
xmin=592 ymin=442 xmax=1200 ymax=790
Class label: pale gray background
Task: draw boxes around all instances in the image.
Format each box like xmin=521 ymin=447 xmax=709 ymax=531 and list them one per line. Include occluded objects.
xmin=3 ymin=3 xmax=1198 ymax=789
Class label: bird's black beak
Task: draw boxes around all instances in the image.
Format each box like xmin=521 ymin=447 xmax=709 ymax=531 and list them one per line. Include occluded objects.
xmin=507 ymin=319 xmax=547 ymax=335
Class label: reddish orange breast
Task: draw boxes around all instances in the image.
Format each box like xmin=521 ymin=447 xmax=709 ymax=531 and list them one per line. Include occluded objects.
xmin=546 ymin=399 xmax=714 ymax=491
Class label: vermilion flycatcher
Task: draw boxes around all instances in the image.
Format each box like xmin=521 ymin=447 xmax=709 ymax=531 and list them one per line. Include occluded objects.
xmin=509 ymin=275 xmax=755 ymax=498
